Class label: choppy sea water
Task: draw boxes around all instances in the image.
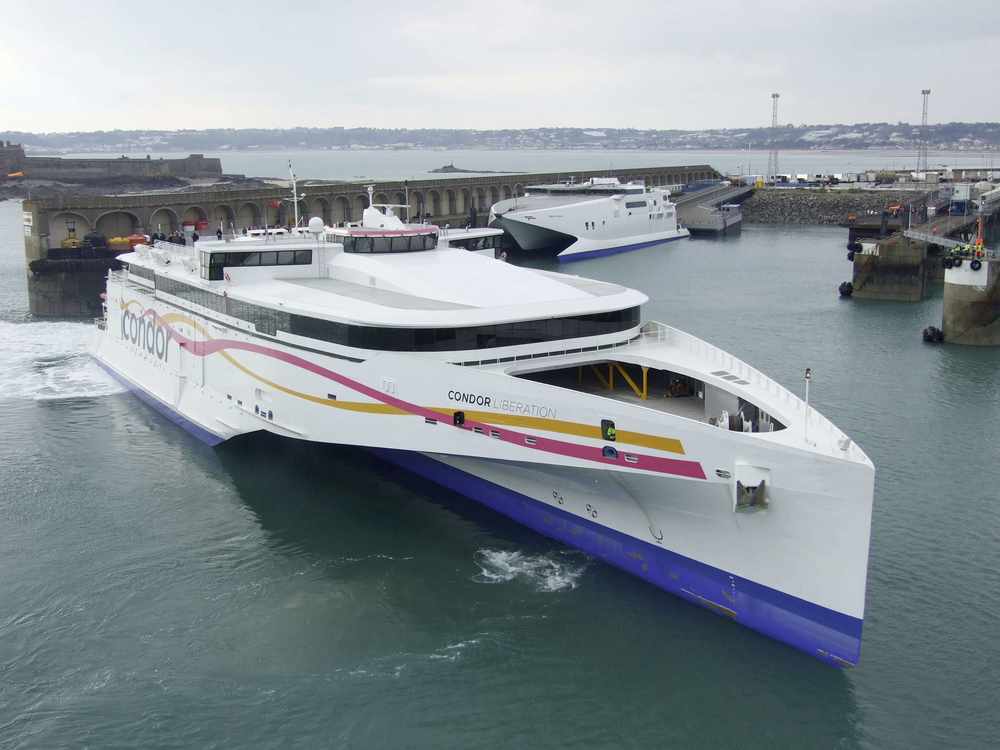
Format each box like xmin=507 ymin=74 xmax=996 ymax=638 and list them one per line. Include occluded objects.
xmin=1 ymin=194 xmax=998 ymax=749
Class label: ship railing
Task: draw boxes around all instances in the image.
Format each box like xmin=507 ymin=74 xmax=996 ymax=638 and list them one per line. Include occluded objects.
xmin=634 ymin=320 xmax=858 ymax=459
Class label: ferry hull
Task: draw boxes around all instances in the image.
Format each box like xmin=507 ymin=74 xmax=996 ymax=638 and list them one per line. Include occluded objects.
xmin=374 ymin=449 xmax=863 ymax=667
xmin=498 ymin=214 xmax=690 ymax=262
xmin=93 ymin=341 xmax=865 ymax=666
xmin=93 ymin=281 xmax=872 ymax=668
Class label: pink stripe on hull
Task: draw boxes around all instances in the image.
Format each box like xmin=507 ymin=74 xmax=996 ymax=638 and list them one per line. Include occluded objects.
xmin=159 ymin=312 xmax=706 ymax=480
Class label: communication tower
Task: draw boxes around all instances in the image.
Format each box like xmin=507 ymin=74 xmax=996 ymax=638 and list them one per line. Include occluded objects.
xmin=918 ymin=89 xmax=931 ymax=172
xmin=766 ymin=93 xmax=780 ymax=183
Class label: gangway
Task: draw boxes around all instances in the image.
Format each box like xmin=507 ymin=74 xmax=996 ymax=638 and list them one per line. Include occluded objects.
xmin=901 ymin=229 xmax=965 ymax=248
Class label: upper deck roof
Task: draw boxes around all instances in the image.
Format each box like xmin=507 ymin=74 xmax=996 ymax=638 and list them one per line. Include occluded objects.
xmin=121 ymin=236 xmax=646 ymax=328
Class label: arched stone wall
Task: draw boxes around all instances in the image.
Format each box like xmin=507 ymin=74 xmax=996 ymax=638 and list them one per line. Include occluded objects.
xmin=446 ymin=189 xmax=457 ymax=215
xmin=489 ymin=187 xmax=500 ymax=205
xmin=237 ymin=202 xmax=260 ymax=229
xmin=95 ymin=210 xmax=140 ymax=237
xmin=354 ymin=195 xmax=369 ymax=219
xmin=150 ymin=207 xmax=179 ymax=233
xmin=501 ymin=185 xmax=511 ymax=200
xmin=182 ymin=206 xmax=208 ymax=225
xmin=49 ymin=211 xmax=91 ymax=246
xmin=428 ymin=190 xmax=441 ymax=217
xmin=333 ymin=196 xmax=351 ymax=224
xmin=409 ymin=191 xmax=424 ymax=220
xmin=211 ymin=204 xmax=235 ymax=230
xmin=306 ymin=196 xmax=330 ymax=224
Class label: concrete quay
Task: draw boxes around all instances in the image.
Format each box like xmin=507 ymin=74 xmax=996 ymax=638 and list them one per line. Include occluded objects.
xmin=942 ymin=257 xmax=1000 ymax=345
xmin=22 ymin=163 xmax=719 ymax=317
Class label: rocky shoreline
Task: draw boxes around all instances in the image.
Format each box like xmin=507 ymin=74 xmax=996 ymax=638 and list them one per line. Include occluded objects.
xmin=741 ymin=188 xmax=913 ymax=225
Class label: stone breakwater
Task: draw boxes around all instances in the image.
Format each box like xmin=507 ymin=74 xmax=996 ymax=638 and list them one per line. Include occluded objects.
xmin=741 ymin=188 xmax=912 ymax=225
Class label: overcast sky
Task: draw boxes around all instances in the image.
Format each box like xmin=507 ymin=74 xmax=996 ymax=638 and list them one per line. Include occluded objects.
xmin=3 ymin=0 xmax=998 ymax=133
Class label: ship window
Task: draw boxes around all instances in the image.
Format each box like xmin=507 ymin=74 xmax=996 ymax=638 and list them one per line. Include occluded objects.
xmin=285 ymin=306 xmax=640 ymax=352
xmin=625 ymin=201 xmax=647 ymax=209
xmin=341 ymin=233 xmax=437 ymax=253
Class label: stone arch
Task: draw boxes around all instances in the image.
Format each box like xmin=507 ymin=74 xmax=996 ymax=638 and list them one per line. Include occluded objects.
xmin=409 ymin=190 xmax=424 ymax=220
xmin=428 ymin=190 xmax=441 ymax=217
xmin=262 ymin=199 xmax=283 ymax=226
xmin=332 ymin=196 xmax=351 ymax=224
xmin=95 ymin=210 xmax=140 ymax=238
xmin=354 ymin=194 xmax=369 ymax=220
xmin=374 ymin=192 xmax=390 ymax=206
xmin=461 ymin=188 xmax=471 ymax=213
xmin=513 ymin=183 xmax=523 ymax=197
xmin=501 ymin=185 xmax=512 ymax=200
xmin=211 ymin=204 xmax=235 ymax=231
xmin=149 ymin=207 xmax=179 ymax=234
xmin=445 ymin=189 xmax=457 ymax=215
xmin=308 ymin=196 xmax=331 ymax=224
xmin=489 ymin=187 xmax=500 ymax=205
xmin=237 ymin=202 xmax=260 ymax=229
xmin=49 ymin=211 xmax=91 ymax=247
xmin=476 ymin=188 xmax=486 ymax=210
xmin=182 ymin=206 xmax=208 ymax=227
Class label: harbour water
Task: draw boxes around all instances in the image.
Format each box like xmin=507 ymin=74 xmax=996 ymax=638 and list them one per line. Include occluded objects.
xmin=1 ymin=182 xmax=999 ymax=746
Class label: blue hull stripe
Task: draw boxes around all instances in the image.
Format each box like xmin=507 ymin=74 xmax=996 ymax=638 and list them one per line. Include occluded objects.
xmin=94 ymin=358 xmax=227 ymax=446
xmin=558 ymin=234 xmax=688 ymax=263
xmin=372 ymin=448 xmax=863 ymax=667
xmin=96 ymin=355 xmax=862 ymax=666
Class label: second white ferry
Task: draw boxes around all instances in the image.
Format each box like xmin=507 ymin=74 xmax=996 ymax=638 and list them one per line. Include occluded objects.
xmin=490 ymin=177 xmax=689 ymax=262
xmin=91 ymin=196 xmax=874 ymax=667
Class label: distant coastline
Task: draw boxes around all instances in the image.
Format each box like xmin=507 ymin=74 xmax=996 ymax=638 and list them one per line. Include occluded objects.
xmin=4 ymin=123 xmax=999 ymax=155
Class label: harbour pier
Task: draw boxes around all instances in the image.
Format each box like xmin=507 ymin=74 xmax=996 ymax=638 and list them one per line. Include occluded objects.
xmin=845 ymin=194 xmax=997 ymax=302
xmin=21 ymin=163 xmax=719 ymax=317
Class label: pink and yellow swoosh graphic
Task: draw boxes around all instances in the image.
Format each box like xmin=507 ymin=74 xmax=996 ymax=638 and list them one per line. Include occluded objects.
xmin=123 ymin=301 xmax=706 ymax=480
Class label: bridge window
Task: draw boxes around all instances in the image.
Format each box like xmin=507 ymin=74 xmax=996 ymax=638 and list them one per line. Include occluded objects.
xmin=625 ymin=201 xmax=647 ymax=209
xmin=341 ymin=233 xmax=437 ymax=253
xmin=286 ymin=306 xmax=640 ymax=352
xmin=199 ymin=249 xmax=312 ymax=280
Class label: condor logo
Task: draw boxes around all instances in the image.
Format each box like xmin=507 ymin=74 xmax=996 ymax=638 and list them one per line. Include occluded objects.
xmin=121 ymin=308 xmax=171 ymax=362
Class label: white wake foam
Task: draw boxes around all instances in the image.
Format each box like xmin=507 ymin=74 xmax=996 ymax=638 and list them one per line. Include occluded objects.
xmin=0 ymin=321 xmax=124 ymax=401
xmin=473 ymin=549 xmax=587 ymax=592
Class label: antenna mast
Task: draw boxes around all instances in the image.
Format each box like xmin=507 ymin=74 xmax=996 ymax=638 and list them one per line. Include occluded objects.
xmin=766 ymin=93 xmax=780 ymax=184
xmin=919 ymin=89 xmax=931 ymax=172
xmin=289 ymin=160 xmax=303 ymax=228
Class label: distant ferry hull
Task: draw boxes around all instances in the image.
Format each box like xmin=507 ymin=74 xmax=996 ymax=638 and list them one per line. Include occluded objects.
xmin=499 ymin=214 xmax=690 ymax=262
xmin=494 ymin=182 xmax=690 ymax=262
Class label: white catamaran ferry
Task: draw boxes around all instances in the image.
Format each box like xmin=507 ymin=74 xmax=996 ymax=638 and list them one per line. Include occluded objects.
xmin=490 ymin=177 xmax=690 ymax=262
xmin=92 ymin=196 xmax=874 ymax=667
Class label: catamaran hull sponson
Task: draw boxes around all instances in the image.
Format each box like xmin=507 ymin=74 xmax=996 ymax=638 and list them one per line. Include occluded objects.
xmin=94 ymin=289 xmax=871 ymax=667
xmin=498 ymin=214 xmax=689 ymax=262
xmin=497 ymin=215 xmax=576 ymax=253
